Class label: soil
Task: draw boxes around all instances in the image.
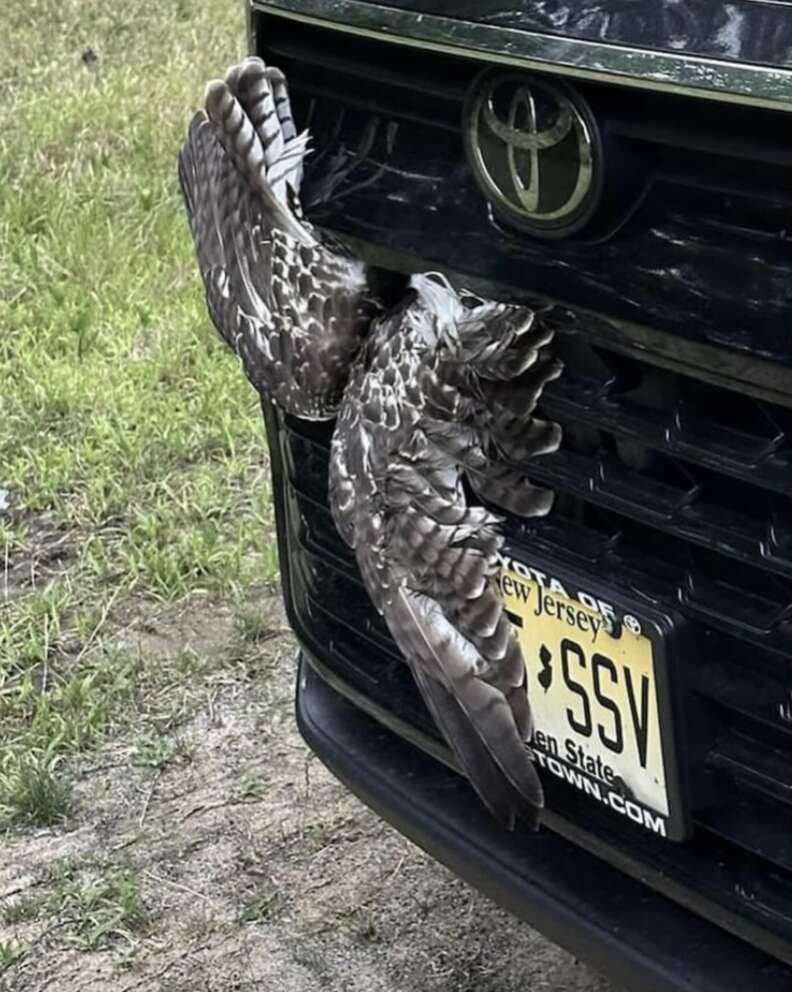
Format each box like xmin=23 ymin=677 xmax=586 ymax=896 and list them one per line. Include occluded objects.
xmin=0 ymin=597 xmax=618 ymax=992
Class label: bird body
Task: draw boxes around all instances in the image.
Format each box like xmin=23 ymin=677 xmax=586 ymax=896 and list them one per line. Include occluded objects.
xmin=180 ymin=59 xmax=564 ymax=830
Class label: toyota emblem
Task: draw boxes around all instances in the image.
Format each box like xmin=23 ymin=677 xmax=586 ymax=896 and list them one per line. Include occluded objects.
xmin=464 ymin=71 xmax=603 ymax=238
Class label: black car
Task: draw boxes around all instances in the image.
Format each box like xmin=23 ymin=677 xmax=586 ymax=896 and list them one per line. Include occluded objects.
xmin=246 ymin=2 xmax=792 ymax=989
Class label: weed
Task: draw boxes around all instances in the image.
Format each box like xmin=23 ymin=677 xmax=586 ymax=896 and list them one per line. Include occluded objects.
xmin=239 ymin=880 xmax=285 ymax=924
xmin=131 ymin=733 xmax=192 ymax=771
xmin=0 ymin=891 xmax=45 ymax=926
xmin=171 ymin=647 xmax=205 ymax=678
xmin=54 ymin=869 xmax=149 ymax=951
xmin=349 ymin=908 xmax=380 ymax=946
xmin=234 ymin=604 xmax=275 ymax=644
xmin=179 ymin=906 xmax=227 ymax=942
xmin=0 ymin=583 xmax=71 ymax=673
xmin=0 ymin=939 xmax=22 ymax=972
xmin=0 ymin=856 xmax=149 ymax=954
xmin=233 ymin=767 xmax=269 ymax=801
xmin=0 ymin=751 xmax=71 ymax=828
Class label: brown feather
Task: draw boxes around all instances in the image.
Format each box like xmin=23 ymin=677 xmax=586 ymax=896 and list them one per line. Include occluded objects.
xmin=179 ymin=57 xmax=379 ymax=420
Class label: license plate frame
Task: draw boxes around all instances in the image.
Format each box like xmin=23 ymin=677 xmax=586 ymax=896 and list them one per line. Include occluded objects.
xmin=497 ymin=546 xmax=688 ymax=842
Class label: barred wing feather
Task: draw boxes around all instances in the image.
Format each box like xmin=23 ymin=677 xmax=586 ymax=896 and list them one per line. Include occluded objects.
xmin=178 ymin=57 xmax=378 ymax=420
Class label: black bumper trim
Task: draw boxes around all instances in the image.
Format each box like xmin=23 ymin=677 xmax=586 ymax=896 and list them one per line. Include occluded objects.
xmin=296 ymin=654 xmax=792 ymax=992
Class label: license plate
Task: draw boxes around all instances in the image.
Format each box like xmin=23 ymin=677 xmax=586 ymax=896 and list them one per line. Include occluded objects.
xmin=497 ymin=551 xmax=685 ymax=841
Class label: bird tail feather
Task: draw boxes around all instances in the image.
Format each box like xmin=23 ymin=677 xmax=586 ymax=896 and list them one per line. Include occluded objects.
xmin=411 ymin=662 xmax=542 ymax=830
xmin=392 ymin=587 xmax=543 ymax=831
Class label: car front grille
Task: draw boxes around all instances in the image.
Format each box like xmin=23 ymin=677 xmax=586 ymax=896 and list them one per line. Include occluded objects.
xmin=254 ymin=6 xmax=792 ymax=969
xmin=269 ymin=354 xmax=792 ymax=965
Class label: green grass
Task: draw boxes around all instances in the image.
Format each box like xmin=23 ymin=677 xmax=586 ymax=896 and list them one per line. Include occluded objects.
xmin=238 ymin=879 xmax=285 ymax=924
xmin=131 ymin=732 xmax=193 ymax=771
xmin=0 ymin=891 xmax=46 ymax=927
xmin=54 ymin=867 xmax=150 ymax=951
xmin=2 ymin=857 xmax=150 ymax=962
xmin=234 ymin=602 xmax=277 ymax=643
xmin=232 ymin=765 xmax=269 ymax=801
xmin=0 ymin=750 xmax=72 ymax=828
xmin=1 ymin=2 xmax=280 ymax=784
xmin=0 ymin=940 xmax=22 ymax=972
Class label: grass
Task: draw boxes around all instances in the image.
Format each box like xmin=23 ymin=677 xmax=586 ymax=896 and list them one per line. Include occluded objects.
xmin=131 ymin=732 xmax=193 ymax=771
xmin=0 ymin=1 xmax=280 ymax=791
xmin=2 ymin=857 xmax=150 ymax=962
xmin=238 ymin=879 xmax=286 ymax=924
xmin=54 ymin=867 xmax=150 ymax=951
xmin=0 ymin=750 xmax=72 ymax=828
xmin=234 ymin=603 xmax=277 ymax=643
xmin=233 ymin=765 xmax=269 ymax=801
xmin=0 ymin=892 xmax=45 ymax=927
xmin=0 ymin=941 xmax=22 ymax=972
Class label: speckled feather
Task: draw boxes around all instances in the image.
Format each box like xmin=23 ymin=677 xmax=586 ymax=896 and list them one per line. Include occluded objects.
xmin=330 ymin=274 xmax=563 ymax=830
xmin=178 ymin=57 xmax=378 ymax=420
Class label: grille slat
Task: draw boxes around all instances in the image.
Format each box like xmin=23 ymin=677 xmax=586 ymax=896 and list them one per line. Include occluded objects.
xmin=544 ymin=369 xmax=792 ymax=496
xmin=698 ymin=796 xmax=792 ymax=879
xmin=290 ymin=509 xmax=792 ymax=946
xmin=525 ymin=448 xmax=792 ymax=579
xmin=284 ymin=422 xmax=792 ymax=653
xmin=708 ymin=734 xmax=792 ymax=811
xmin=259 ymin=10 xmax=792 ymax=374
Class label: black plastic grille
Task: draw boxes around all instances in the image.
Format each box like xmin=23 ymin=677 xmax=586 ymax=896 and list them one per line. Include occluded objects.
xmin=255 ymin=7 xmax=792 ymax=969
xmin=271 ymin=382 xmax=792 ymax=964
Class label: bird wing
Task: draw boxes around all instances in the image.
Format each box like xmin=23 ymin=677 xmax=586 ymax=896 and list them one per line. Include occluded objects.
xmin=178 ymin=57 xmax=377 ymax=419
xmin=330 ymin=284 xmax=563 ymax=829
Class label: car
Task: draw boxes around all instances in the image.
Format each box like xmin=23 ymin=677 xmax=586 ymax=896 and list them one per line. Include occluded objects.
xmin=245 ymin=2 xmax=792 ymax=989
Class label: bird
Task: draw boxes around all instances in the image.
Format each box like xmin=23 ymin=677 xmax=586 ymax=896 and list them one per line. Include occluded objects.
xmin=329 ymin=273 xmax=563 ymax=829
xmin=179 ymin=58 xmax=563 ymax=830
xmin=178 ymin=56 xmax=380 ymax=420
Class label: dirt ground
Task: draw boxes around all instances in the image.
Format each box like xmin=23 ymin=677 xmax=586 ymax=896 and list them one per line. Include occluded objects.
xmin=0 ymin=595 xmax=618 ymax=992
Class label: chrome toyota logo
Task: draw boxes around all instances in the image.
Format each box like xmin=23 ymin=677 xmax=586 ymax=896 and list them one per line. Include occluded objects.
xmin=464 ymin=72 xmax=602 ymax=238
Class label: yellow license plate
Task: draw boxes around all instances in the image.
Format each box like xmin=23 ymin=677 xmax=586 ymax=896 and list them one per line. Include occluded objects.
xmin=497 ymin=553 xmax=684 ymax=840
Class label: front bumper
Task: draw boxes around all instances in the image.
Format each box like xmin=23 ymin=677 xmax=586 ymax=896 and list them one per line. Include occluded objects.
xmin=297 ymin=653 xmax=792 ymax=992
